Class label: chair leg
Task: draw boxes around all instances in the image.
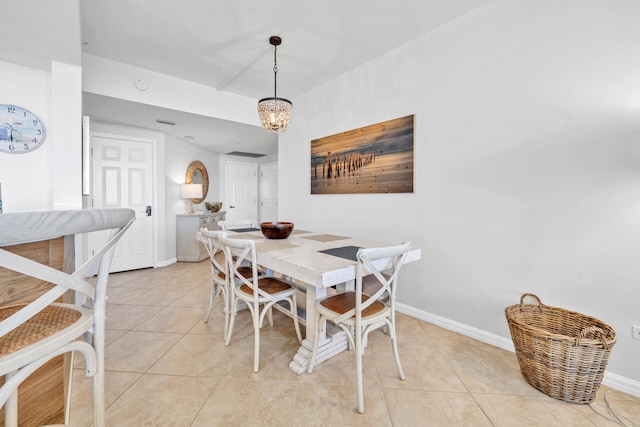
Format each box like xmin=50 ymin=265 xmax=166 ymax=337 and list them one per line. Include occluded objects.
xmin=221 ymin=286 xmax=229 ymax=339
xmin=4 ymin=371 xmax=18 ymax=427
xmin=204 ymin=282 xmax=216 ymax=323
xmin=253 ymin=304 xmax=261 ymax=373
xmin=92 ymin=316 xmax=107 ymax=427
xmin=267 ymin=306 xmax=274 ymax=327
xmin=93 ymin=364 xmax=106 ymax=427
xmin=64 ymin=352 xmax=76 ymax=425
xmin=204 ymin=263 xmax=218 ymax=323
xmin=389 ymin=321 xmax=406 ymax=381
xmin=307 ymin=311 xmax=322 ymax=374
xmin=225 ymin=298 xmax=237 ymax=346
xmin=291 ymin=295 xmax=302 ymax=344
xmin=356 ymin=325 xmax=365 ymax=414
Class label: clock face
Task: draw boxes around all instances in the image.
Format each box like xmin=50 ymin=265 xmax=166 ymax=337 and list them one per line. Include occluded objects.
xmin=0 ymin=104 xmax=46 ymax=154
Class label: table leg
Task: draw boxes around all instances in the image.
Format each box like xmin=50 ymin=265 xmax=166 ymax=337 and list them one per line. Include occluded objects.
xmin=288 ymin=284 xmax=349 ymax=374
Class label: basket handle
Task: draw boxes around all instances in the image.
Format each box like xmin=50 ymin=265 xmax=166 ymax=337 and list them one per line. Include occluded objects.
xmin=576 ymin=326 xmax=610 ymax=349
xmin=519 ymin=293 xmax=543 ymax=310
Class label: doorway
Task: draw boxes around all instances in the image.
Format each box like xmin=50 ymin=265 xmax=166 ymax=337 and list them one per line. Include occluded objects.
xmin=88 ymin=133 xmax=155 ymax=272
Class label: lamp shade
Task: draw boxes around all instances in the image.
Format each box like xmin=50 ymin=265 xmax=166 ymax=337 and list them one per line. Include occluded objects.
xmin=181 ymin=183 xmax=202 ymax=199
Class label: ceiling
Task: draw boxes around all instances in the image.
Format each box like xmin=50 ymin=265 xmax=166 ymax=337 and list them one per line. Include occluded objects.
xmin=83 ymin=92 xmax=280 ymax=155
xmin=6 ymin=1 xmax=493 ymax=155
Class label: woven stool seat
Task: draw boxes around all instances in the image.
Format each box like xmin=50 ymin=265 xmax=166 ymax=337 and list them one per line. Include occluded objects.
xmin=319 ymin=292 xmax=385 ymax=318
xmin=216 ymin=265 xmax=253 ymax=281
xmin=239 ymin=277 xmax=294 ymax=296
xmin=0 ymin=304 xmax=83 ymax=357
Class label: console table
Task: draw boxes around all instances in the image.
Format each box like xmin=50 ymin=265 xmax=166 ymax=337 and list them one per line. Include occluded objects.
xmin=176 ymin=211 xmax=226 ymax=262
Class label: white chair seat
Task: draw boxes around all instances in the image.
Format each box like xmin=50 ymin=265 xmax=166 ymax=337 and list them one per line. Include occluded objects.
xmin=237 ymin=277 xmax=297 ymax=301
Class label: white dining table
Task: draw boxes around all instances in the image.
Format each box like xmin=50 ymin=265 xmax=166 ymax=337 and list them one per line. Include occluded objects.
xmin=226 ymin=228 xmax=422 ymax=374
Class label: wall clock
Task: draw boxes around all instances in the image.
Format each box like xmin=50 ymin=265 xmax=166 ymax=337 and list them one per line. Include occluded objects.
xmin=0 ymin=104 xmax=46 ymax=154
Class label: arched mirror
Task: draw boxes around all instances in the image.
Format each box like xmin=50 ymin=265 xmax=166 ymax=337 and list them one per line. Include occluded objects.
xmin=185 ymin=160 xmax=209 ymax=203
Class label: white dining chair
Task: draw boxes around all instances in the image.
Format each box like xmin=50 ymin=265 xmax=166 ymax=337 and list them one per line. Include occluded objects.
xmin=217 ymin=219 xmax=257 ymax=231
xmin=307 ymin=242 xmax=411 ymax=414
xmin=0 ymin=209 xmax=134 ymax=427
xmin=218 ymin=236 xmax=302 ymax=373
xmin=198 ymin=229 xmax=256 ymax=341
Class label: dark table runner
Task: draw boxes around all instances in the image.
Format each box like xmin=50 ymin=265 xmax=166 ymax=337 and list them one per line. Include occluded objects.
xmin=319 ymin=245 xmax=361 ymax=261
xmin=231 ymin=227 xmax=260 ymax=233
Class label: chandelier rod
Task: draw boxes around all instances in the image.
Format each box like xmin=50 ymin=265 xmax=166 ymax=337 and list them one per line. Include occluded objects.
xmin=273 ymin=43 xmax=278 ymax=99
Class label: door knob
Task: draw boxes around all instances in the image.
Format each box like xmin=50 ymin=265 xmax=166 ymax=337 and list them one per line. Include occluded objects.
xmin=145 ymin=205 xmax=152 ymax=216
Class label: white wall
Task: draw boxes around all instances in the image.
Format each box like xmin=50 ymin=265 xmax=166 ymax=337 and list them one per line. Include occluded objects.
xmin=279 ymin=0 xmax=640 ymax=386
xmin=51 ymin=61 xmax=83 ymax=210
xmin=0 ymin=60 xmax=82 ymax=212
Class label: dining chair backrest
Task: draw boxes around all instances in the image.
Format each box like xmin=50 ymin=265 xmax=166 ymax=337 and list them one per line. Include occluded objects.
xmin=0 ymin=211 xmax=135 ymax=343
xmin=217 ymin=236 xmax=269 ymax=302
xmin=198 ymin=228 xmax=227 ymax=278
xmin=198 ymin=228 xmax=235 ymax=330
xmin=218 ymin=219 xmax=257 ymax=231
xmin=348 ymin=242 xmax=411 ymax=324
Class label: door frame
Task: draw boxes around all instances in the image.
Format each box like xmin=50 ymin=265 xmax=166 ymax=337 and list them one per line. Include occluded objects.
xmin=85 ymin=131 xmax=160 ymax=269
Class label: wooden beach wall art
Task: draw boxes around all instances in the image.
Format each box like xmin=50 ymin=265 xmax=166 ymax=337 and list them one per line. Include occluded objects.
xmin=310 ymin=115 xmax=414 ymax=194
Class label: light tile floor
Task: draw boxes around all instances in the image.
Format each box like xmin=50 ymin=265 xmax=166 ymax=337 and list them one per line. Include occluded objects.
xmin=69 ymin=261 xmax=640 ymax=426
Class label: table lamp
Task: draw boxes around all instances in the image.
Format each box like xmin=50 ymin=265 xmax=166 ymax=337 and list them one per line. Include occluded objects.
xmin=181 ymin=183 xmax=202 ymax=214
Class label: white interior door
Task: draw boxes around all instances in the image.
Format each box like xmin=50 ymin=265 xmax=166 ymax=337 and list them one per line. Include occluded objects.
xmin=89 ymin=135 xmax=154 ymax=272
xmin=225 ymin=162 xmax=258 ymax=223
xmin=259 ymin=162 xmax=278 ymax=223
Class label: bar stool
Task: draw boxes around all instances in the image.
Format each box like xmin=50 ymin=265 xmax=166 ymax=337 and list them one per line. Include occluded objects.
xmin=0 ymin=209 xmax=135 ymax=427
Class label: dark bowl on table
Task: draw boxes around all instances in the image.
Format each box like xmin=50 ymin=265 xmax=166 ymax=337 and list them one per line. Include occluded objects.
xmin=261 ymin=221 xmax=294 ymax=239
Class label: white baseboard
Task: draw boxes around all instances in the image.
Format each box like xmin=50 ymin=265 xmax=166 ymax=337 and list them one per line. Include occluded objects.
xmin=396 ymin=302 xmax=640 ymax=398
xmin=603 ymin=371 xmax=640 ymax=398
xmin=156 ymin=258 xmax=176 ymax=268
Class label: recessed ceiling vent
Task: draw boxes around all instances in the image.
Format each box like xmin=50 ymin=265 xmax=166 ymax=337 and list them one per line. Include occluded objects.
xmin=226 ymin=151 xmax=265 ymax=158
xmin=156 ymin=119 xmax=176 ymax=125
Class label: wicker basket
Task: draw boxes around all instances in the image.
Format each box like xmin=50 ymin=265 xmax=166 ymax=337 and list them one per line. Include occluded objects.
xmin=505 ymin=293 xmax=616 ymax=403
